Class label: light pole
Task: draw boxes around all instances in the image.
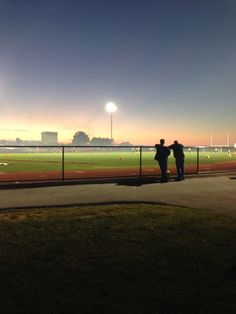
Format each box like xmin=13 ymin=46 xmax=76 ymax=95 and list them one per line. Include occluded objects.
xmin=105 ymin=102 xmax=117 ymax=140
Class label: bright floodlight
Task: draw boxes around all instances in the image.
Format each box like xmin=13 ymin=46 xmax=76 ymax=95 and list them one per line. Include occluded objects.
xmin=105 ymin=102 xmax=117 ymax=113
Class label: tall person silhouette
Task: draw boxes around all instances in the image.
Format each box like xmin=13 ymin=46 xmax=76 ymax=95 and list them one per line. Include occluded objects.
xmin=155 ymin=139 xmax=171 ymax=183
xmin=169 ymin=140 xmax=185 ymax=181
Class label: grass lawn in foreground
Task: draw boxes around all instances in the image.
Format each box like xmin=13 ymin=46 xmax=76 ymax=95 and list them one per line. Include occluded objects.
xmin=0 ymin=204 xmax=235 ymax=314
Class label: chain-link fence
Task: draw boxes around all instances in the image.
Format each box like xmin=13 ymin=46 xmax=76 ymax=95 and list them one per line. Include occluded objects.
xmin=0 ymin=145 xmax=235 ymax=182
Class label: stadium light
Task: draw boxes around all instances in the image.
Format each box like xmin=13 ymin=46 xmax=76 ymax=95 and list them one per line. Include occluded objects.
xmin=105 ymin=102 xmax=117 ymax=140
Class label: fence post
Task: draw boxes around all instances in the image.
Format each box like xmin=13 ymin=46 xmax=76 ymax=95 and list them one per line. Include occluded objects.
xmin=62 ymin=146 xmax=65 ymax=182
xmin=139 ymin=146 xmax=143 ymax=179
xmin=197 ymin=147 xmax=199 ymax=174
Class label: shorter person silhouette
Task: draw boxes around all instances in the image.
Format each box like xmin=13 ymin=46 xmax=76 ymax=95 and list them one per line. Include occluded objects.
xmin=169 ymin=140 xmax=185 ymax=181
xmin=155 ymin=139 xmax=171 ymax=183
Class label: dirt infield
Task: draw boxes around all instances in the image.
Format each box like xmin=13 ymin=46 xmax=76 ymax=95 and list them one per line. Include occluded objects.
xmin=0 ymin=161 xmax=235 ymax=182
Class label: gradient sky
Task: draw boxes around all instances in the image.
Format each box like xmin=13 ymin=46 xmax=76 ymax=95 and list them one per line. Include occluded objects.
xmin=0 ymin=0 xmax=236 ymax=145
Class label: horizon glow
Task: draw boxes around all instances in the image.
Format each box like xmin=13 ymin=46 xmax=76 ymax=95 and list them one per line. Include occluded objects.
xmin=0 ymin=1 xmax=235 ymax=146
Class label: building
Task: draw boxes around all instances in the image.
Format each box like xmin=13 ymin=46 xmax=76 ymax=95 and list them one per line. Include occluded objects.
xmin=41 ymin=132 xmax=58 ymax=145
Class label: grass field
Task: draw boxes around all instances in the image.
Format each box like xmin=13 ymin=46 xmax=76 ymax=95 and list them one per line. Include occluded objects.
xmin=0 ymin=203 xmax=235 ymax=313
xmin=0 ymin=150 xmax=235 ymax=173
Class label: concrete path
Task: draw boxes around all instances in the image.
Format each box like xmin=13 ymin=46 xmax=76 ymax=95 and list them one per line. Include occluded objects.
xmin=0 ymin=175 xmax=236 ymax=217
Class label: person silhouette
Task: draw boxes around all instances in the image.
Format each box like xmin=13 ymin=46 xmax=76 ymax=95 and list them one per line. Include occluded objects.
xmin=155 ymin=139 xmax=171 ymax=183
xmin=168 ymin=140 xmax=185 ymax=181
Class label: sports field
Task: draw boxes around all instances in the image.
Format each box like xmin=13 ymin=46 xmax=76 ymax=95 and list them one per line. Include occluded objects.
xmin=0 ymin=148 xmax=235 ymax=181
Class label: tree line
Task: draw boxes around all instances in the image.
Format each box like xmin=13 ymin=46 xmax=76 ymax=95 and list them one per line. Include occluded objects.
xmin=71 ymin=131 xmax=132 ymax=146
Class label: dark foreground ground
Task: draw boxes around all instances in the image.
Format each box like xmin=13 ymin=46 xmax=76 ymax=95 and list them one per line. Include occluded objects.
xmin=0 ymin=204 xmax=235 ymax=314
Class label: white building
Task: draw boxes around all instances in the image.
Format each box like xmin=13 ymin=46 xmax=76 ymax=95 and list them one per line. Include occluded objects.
xmin=41 ymin=132 xmax=58 ymax=145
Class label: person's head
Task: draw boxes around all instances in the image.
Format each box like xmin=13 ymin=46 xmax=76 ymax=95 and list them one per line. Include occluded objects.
xmin=160 ymin=139 xmax=165 ymax=145
xmin=174 ymin=140 xmax=178 ymax=144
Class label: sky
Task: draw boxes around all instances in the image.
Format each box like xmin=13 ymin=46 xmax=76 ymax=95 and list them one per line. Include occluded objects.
xmin=0 ymin=0 xmax=236 ymax=145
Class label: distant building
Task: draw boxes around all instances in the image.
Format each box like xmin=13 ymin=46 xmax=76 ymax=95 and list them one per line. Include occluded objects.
xmin=23 ymin=140 xmax=41 ymax=145
xmin=16 ymin=138 xmax=23 ymax=145
xmin=41 ymin=132 xmax=58 ymax=145
xmin=0 ymin=140 xmax=6 ymax=145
